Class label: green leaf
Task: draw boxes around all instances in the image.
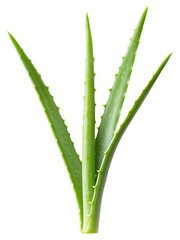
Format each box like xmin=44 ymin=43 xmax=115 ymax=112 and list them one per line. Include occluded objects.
xmin=82 ymin=14 xmax=96 ymax=233
xmin=8 ymin=33 xmax=83 ymax=229
xmin=88 ymin=53 xmax=172 ymax=230
xmin=95 ymin=7 xmax=148 ymax=172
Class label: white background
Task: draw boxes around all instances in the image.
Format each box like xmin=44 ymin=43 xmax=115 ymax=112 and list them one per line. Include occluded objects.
xmin=0 ymin=0 xmax=179 ymax=239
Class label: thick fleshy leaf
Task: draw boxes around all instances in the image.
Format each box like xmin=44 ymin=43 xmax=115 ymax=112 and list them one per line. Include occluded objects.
xmin=95 ymin=7 xmax=148 ymax=172
xmin=82 ymin=14 xmax=96 ymax=233
xmin=89 ymin=53 xmax=172 ymax=232
xmin=8 ymin=33 xmax=83 ymax=229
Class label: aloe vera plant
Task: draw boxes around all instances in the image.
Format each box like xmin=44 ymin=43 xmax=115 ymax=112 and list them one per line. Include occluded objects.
xmin=8 ymin=7 xmax=171 ymax=233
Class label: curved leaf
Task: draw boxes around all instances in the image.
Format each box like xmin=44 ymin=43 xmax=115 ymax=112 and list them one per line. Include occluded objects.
xmin=88 ymin=53 xmax=172 ymax=231
xmin=95 ymin=7 xmax=148 ymax=172
xmin=8 ymin=33 xmax=83 ymax=229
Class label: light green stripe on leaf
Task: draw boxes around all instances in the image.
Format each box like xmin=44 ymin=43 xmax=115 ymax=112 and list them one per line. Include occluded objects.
xmin=82 ymin=14 xmax=96 ymax=233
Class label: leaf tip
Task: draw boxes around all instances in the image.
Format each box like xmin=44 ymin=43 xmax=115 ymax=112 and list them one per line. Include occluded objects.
xmin=145 ymin=6 xmax=148 ymax=12
xmin=163 ymin=52 xmax=173 ymax=66
xmin=168 ymin=52 xmax=173 ymax=59
xmin=139 ymin=6 xmax=148 ymax=28
xmin=85 ymin=12 xmax=89 ymax=19
xmin=8 ymin=32 xmax=14 ymax=41
xmin=85 ymin=12 xmax=90 ymax=28
xmin=144 ymin=6 xmax=148 ymax=16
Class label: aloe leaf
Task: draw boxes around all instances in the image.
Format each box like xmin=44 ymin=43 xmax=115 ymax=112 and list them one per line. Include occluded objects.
xmin=8 ymin=33 xmax=83 ymax=229
xmin=88 ymin=53 xmax=172 ymax=232
xmin=95 ymin=7 xmax=148 ymax=172
xmin=82 ymin=14 xmax=96 ymax=233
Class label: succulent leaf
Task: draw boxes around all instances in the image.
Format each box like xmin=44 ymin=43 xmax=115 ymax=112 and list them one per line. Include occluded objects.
xmin=82 ymin=14 xmax=96 ymax=233
xmin=8 ymin=7 xmax=171 ymax=233
xmin=88 ymin=53 xmax=172 ymax=230
xmin=95 ymin=7 xmax=148 ymax=173
xmin=8 ymin=33 xmax=83 ymax=229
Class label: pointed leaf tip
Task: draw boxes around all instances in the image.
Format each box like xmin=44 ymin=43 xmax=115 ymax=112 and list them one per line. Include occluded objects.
xmin=145 ymin=6 xmax=148 ymax=13
xmin=8 ymin=32 xmax=13 ymax=41
xmin=85 ymin=14 xmax=92 ymax=43
xmin=167 ymin=52 xmax=173 ymax=60
xmin=139 ymin=7 xmax=148 ymax=27
xmin=8 ymin=32 xmax=17 ymax=43
xmin=143 ymin=7 xmax=148 ymax=16
xmin=85 ymin=12 xmax=93 ymax=57
xmin=85 ymin=13 xmax=90 ymax=27
xmin=8 ymin=32 xmax=19 ymax=49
